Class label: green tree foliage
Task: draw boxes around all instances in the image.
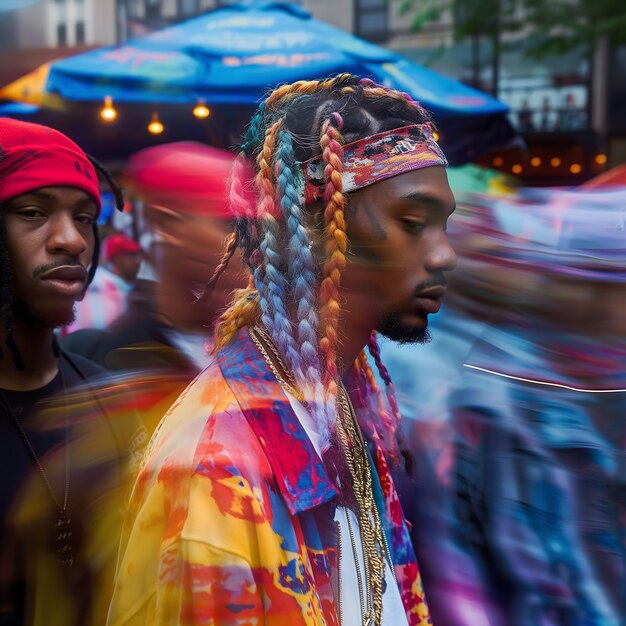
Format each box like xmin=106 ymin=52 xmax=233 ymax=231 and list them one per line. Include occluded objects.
xmin=400 ymin=0 xmax=626 ymax=58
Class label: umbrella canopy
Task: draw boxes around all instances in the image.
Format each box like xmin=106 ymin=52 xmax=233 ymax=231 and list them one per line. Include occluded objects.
xmin=41 ymin=1 xmax=515 ymax=163
xmin=0 ymin=63 xmax=66 ymax=110
xmin=47 ymin=2 xmax=503 ymax=116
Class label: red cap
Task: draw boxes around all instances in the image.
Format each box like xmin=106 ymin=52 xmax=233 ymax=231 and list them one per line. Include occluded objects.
xmin=124 ymin=141 xmax=237 ymax=217
xmin=0 ymin=119 xmax=101 ymax=210
xmin=104 ymin=233 xmax=142 ymax=262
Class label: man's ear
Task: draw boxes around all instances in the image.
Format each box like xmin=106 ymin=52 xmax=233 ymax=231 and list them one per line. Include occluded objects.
xmin=143 ymin=204 xmax=184 ymax=246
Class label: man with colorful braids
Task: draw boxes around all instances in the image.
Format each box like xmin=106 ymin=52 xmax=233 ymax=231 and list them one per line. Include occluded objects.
xmin=108 ymin=73 xmax=457 ymax=626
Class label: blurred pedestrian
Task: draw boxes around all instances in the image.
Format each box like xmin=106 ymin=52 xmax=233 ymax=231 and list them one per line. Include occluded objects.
xmin=107 ymin=74 xmax=457 ymax=626
xmin=62 ymin=232 xmax=142 ymax=335
xmin=0 ymin=119 xmax=145 ymax=626
xmin=390 ymin=190 xmax=626 ymax=626
xmin=62 ymin=142 xmax=244 ymax=434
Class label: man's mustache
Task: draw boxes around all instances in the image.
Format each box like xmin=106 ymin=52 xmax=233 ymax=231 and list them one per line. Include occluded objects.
xmin=414 ymin=275 xmax=447 ymax=295
xmin=33 ymin=259 xmax=87 ymax=279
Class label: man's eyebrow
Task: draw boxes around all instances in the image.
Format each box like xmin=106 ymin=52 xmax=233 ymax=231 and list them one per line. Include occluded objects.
xmin=26 ymin=189 xmax=56 ymax=201
xmin=27 ymin=189 xmax=97 ymax=210
xmin=399 ymin=191 xmax=456 ymax=213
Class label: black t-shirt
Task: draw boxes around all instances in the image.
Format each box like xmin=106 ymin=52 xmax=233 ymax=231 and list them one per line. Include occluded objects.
xmin=0 ymin=352 xmax=145 ymax=626
xmin=0 ymin=353 xmax=103 ymax=537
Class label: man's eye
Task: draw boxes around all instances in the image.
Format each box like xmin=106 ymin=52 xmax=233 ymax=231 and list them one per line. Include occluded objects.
xmin=76 ymin=214 xmax=96 ymax=225
xmin=401 ymin=218 xmax=425 ymax=233
xmin=17 ymin=208 xmax=46 ymax=219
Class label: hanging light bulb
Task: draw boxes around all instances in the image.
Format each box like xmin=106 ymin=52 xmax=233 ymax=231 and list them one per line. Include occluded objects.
xmin=147 ymin=112 xmax=164 ymax=135
xmin=193 ymin=100 xmax=210 ymax=119
xmin=100 ymin=95 xmax=117 ymax=122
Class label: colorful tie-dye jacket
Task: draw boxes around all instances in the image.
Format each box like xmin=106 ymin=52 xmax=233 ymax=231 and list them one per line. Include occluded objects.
xmin=107 ymin=328 xmax=431 ymax=626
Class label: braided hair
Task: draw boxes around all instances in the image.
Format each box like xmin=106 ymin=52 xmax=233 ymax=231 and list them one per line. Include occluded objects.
xmin=0 ymin=156 xmax=124 ymax=370
xmin=213 ymin=73 xmax=432 ymax=459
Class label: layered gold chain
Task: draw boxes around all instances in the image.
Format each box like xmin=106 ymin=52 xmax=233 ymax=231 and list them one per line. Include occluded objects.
xmin=248 ymin=325 xmax=304 ymax=402
xmin=248 ymin=324 xmax=389 ymax=626
xmin=336 ymin=384 xmax=388 ymax=626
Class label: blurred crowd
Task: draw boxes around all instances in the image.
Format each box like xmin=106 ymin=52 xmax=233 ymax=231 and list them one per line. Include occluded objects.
xmin=2 ymin=123 xmax=625 ymax=625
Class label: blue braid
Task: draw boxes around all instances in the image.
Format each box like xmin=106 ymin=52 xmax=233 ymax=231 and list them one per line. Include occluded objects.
xmin=241 ymin=102 xmax=266 ymax=155
xmin=275 ymin=129 xmax=322 ymax=382
xmin=257 ymin=215 xmax=302 ymax=378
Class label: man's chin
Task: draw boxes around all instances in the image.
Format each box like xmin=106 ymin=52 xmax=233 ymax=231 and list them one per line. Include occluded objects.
xmin=379 ymin=313 xmax=432 ymax=345
xmin=15 ymin=301 xmax=75 ymax=329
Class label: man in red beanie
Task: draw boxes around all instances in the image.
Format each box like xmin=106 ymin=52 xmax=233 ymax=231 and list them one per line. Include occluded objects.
xmin=62 ymin=233 xmax=143 ymax=335
xmin=0 ymin=119 xmax=145 ymax=626
xmin=62 ymin=142 xmax=245 ymax=435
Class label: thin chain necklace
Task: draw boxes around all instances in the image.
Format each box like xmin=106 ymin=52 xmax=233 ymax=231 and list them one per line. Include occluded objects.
xmin=248 ymin=324 xmax=389 ymax=626
xmin=248 ymin=325 xmax=305 ymax=402
xmin=0 ymin=360 xmax=74 ymax=568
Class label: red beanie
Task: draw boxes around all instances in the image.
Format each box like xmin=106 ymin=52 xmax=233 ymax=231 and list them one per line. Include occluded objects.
xmin=0 ymin=119 xmax=101 ymax=210
xmin=124 ymin=142 xmax=237 ymax=217
xmin=104 ymin=233 xmax=142 ymax=262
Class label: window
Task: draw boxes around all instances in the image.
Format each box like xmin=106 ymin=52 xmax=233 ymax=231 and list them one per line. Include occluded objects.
xmin=178 ymin=0 xmax=199 ymax=16
xmin=354 ymin=0 xmax=387 ymax=43
xmin=145 ymin=0 xmax=162 ymax=19
xmin=57 ymin=22 xmax=67 ymax=45
xmin=76 ymin=20 xmax=85 ymax=44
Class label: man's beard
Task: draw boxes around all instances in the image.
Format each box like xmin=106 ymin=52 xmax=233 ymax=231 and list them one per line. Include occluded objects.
xmin=379 ymin=312 xmax=432 ymax=345
xmin=13 ymin=297 xmax=76 ymax=329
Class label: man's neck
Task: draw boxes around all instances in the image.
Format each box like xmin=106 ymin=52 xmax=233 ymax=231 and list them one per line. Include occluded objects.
xmin=154 ymin=279 xmax=221 ymax=335
xmin=0 ymin=319 xmax=58 ymax=391
xmin=336 ymin=317 xmax=374 ymax=378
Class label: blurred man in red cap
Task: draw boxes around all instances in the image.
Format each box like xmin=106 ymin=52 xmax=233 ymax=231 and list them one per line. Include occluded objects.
xmin=0 ymin=119 xmax=145 ymax=626
xmin=62 ymin=142 xmax=245 ymax=434
xmin=62 ymin=233 xmax=142 ymax=335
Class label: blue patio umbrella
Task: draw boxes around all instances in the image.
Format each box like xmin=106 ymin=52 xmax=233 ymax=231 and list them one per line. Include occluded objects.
xmin=42 ymin=1 xmax=515 ymax=163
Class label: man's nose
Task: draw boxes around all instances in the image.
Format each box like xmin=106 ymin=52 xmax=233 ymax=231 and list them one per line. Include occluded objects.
xmin=425 ymin=233 xmax=457 ymax=273
xmin=47 ymin=214 xmax=89 ymax=257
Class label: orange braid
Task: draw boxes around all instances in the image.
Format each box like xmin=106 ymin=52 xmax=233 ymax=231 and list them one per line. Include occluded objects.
xmin=264 ymin=74 xmax=353 ymax=109
xmin=255 ymin=119 xmax=282 ymax=219
xmin=362 ymin=85 xmax=424 ymax=113
xmin=214 ymin=287 xmax=259 ymax=351
xmin=318 ymin=117 xmax=347 ymax=395
xmin=357 ymin=349 xmax=380 ymax=393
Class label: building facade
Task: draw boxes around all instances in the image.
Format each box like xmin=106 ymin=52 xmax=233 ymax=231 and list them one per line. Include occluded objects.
xmin=0 ymin=0 xmax=116 ymax=49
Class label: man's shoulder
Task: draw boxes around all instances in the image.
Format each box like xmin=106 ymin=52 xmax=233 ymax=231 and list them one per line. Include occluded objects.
xmin=60 ymin=330 xmax=113 ymax=366
xmin=61 ymin=349 xmax=107 ymax=382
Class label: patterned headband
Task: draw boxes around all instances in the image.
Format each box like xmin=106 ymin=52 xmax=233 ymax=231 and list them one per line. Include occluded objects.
xmin=302 ymin=123 xmax=448 ymax=204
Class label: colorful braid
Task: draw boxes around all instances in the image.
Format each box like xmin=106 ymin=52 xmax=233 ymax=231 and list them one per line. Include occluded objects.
xmin=254 ymin=119 xmax=303 ymax=380
xmin=361 ymin=82 xmax=426 ymax=117
xmin=199 ymin=230 xmax=240 ymax=303
xmin=368 ymin=332 xmax=403 ymax=428
xmin=318 ymin=113 xmax=347 ymax=399
xmin=274 ymin=128 xmax=323 ymax=395
xmin=264 ymin=74 xmax=353 ymax=110
xmin=214 ymin=286 xmax=259 ymax=351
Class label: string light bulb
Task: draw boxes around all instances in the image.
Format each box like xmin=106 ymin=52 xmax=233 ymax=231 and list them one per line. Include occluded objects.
xmin=193 ymin=100 xmax=210 ymax=119
xmin=100 ymin=95 xmax=117 ymax=122
xmin=147 ymin=112 xmax=164 ymax=135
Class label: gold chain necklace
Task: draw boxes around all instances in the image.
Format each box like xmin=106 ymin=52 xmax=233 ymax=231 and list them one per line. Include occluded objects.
xmin=0 ymin=364 xmax=74 ymax=568
xmin=248 ymin=324 xmax=389 ymax=626
xmin=336 ymin=384 xmax=388 ymax=626
xmin=248 ymin=325 xmax=305 ymax=402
